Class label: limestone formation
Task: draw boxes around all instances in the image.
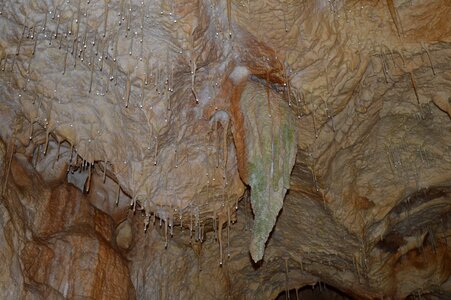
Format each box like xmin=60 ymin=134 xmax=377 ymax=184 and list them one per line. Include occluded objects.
xmin=0 ymin=0 xmax=450 ymax=299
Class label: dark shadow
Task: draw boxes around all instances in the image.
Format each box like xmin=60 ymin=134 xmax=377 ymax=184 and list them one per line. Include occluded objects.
xmin=275 ymin=283 xmax=354 ymax=300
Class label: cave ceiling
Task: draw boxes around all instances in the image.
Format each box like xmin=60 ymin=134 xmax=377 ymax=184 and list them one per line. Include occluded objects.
xmin=0 ymin=0 xmax=450 ymax=299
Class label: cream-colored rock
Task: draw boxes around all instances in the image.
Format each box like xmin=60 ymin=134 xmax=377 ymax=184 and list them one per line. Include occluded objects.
xmin=0 ymin=0 xmax=450 ymax=298
xmin=116 ymin=220 xmax=133 ymax=250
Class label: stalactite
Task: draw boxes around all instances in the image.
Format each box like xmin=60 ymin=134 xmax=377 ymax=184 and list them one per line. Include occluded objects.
xmin=140 ymin=77 xmax=145 ymax=108
xmin=116 ymin=183 xmax=121 ymax=206
xmin=43 ymin=12 xmax=48 ymax=32
xmin=126 ymin=0 xmax=132 ymax=34
xmin=113 ymin=31 xmax=119 ymax=61
xmin=190 ymin=58 xmax=198 ymax=103
xmin=266 ymin=71 xmax=272 ymax=117
xmin=213 ymin=211 xmax=217 ymax=241
xmin=218 ymin=213 xmax=226 ymax=266
xmin=144 ymin=61 xmax=149 ymax=86
xmin=227 ymin=0 xmax=232 ymax=37
xmin=154 ymin=136 xmax=158 ymax=165
xmin=16 ymin=24 xmax=26 ymax=56
xmin=69 ymin=16 xmax=74 ymax=35
xmin=124 ymin=73 xmax=131 ymax=107
xmin=189 ymin=210 xmax=193 ymax=241
xmin=129 ymin=33 xmax=134 ymax=56
xmin=88 ymin=56 xmax=94 ymax=93
xmin=1 ymin=55 xmax=7 ymax=71
xmin=86 ymin=162 xmax=92 ymax=192
xmin=99 ymin=43 xmax=105 ymax=72
xmin=58 ymin=32 xmax=63 ymax=49
xmin=201 ymin=223 xmax=205 ymax=243
xmin=311 ymin=108 xmax=318 ymax=139
xmin=223 ymin=121 xmax=228 ymax=178
xmin=63 ymin=43 xmax=69 ymax=75
xmin=283 ymin=61 xmax=292 ymax=107
xmin=56 ymin=140 xmax=61 ymax=161
xmin=169 ymin=63 xmax=173 ymax=92
xmin=103 ymin=160 xmax=107 ymax=183
xmin=421 ymin=42 xmax=435 ymax=76
xmin=144 ymin=214 xmax=150 ymax=233
xmin=227 ymin=206 xmax=231 ymax=258
xmin=54 ymin=12 xmax=60 ymax=39
xmin=312 ymin=167 xmax=319 ymax=192
xmin=386 ymin=0 xmax=403 ymax=37
xmin=2 ymin=136 xmax=16 ymax=196
xmin=140 ymin=2 xmax=144 ymax=44
xmin=43 ymin=129 xmax=50 ymax=155
xmin=103 ymin=0 xmax=109 ymax=38
xmin=47 ymin=26 xmax=52 ymax=46
xmin=164 ymin=217 xmax=168 ymax=249
xmin=380 ymin=52 xmax=389 ymax=83
xmin=170 ymin=216 xmax=173 ymax=237
xmin=215 ymin=121 xmax=219 ymax=168
xmin=32 ymin=27 xmax=38 ymax=55
xmin=118 ymin=0 xmax=125 ymax=26
xmin=409 ymin=72 xmax=421 ymax=106
xmin=131 ymin=195 xmax=136 ymax=212
xmin=323 ymin=98 xmax=335 ymax=132
xmin=73 ymin=38 xmax=78 ymax=68
xmin=283 ymin=257 xmax=290 ymax=300
xmin=68 ymin=143 xmax=74 ymax=165
xmin=179 ymin=210 xmax=183 ymax=230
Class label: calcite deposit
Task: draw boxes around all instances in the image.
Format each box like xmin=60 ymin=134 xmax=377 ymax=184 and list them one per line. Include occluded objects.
xmin=0 ymin=0 xmax=450 ymax=299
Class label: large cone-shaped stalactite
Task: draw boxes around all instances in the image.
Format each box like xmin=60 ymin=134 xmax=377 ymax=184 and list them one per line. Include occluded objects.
xmin=236 ymin=81 xmax=298 ymax=262
xmin=1 ymin=0 xmax=451 ymax=299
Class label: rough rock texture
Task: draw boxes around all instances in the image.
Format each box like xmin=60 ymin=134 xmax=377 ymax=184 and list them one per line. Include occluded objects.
xmin=0 ymin=154 xmax=135 ymax=299
xmin=0 ymin=0 xmax=450 ymax=299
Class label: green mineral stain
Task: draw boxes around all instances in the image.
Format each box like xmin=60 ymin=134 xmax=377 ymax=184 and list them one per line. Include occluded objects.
xmin=240 ymin=82 xmax=298 ymax=262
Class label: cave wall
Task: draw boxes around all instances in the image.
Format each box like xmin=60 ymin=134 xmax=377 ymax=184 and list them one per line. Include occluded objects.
xmin=0 ymin=0 xmax=451 ymax=299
